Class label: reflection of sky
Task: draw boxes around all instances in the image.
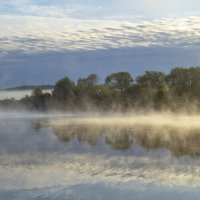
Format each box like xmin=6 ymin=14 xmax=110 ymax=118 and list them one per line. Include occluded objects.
xmin=0 ymin=116 xmax=200 ymax=199
xmin=1 ymin=182 xmax=200 ymax=200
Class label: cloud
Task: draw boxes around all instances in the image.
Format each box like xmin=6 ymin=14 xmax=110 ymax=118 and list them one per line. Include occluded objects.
xmin=110 ymin=0 xmax=200 ymax=19
xmin=0 ymin=0 xmax=103 ymax=18
xmin=0 ymin=0 xmax=200 ymax=20
xmin=0 ymin=1 xmax=199 ymax=87
xmin=0 ymin=15 xmax=200 ymax=54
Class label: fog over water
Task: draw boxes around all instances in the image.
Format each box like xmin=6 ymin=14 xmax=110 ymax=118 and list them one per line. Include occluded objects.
xmin=0 ymin=90 xmax=52 ymax=100
xmin=0 ymin=111 xmax=200 ymax=199
xmin=50 ymin=114 xmax=200 ymax=129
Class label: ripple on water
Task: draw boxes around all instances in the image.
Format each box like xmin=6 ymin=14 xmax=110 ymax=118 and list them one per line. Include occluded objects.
xmin=0 ymin=115 xmax=200 ymax=198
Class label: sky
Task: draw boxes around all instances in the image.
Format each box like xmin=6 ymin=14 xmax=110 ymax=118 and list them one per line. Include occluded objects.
xmin=0 ymin=0 xmax=200 ymax=88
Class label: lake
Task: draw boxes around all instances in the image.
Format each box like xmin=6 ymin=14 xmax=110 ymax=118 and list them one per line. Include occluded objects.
xmin=0 ymin=113 xmax=200 ymax=200
xmin=0 ymin=90 xmax=52 ymax=100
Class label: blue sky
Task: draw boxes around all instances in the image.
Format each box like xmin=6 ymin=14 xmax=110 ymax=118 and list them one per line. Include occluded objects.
xmin=0 ymin=0 xmax=200 ymax=88
xmin=1 ymin=0 xmax=200 ymax=19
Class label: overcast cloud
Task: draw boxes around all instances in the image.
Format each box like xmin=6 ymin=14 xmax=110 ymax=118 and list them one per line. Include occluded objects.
xmin=0 ymin=0 xmax=199 ymax=88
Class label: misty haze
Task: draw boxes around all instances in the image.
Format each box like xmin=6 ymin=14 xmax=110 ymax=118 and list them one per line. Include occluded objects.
xmin=0 ymin=0 xmax=200 ymax=199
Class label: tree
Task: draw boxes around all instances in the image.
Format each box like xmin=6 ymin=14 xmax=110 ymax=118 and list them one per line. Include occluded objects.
xmin=165 ymin=67 xmax=192 ymax=96
xmin=31 ymin=88 xmax=51 ymax=109
xmin=187 ymin=67 xmax=200 ymax=99
xmin=52 ymin=77 xmax=75 ymax=101
xmin=32 ymin=88 xmax=43 ymax=97
xmin=86 ymin=74 xmax=98 ymax=87
xmin=134 ymin=71 xmax=170 ymax=109
xmin=77 ymin=74 xmax=98 ymax=88
xmin=136 ymin=71 xmax=166 ymax=88
xmin=105 ymin=72 xmax=133 ymax=89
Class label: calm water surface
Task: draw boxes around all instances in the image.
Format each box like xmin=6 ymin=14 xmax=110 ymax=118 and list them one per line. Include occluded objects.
xmin=0 ymin=113 xmax=200 ymax=200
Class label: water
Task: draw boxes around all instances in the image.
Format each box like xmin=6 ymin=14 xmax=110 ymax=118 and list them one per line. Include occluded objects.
xmin=0 ymin=90 xmax=52 ymax=100
xmin=0 ymin=113 xmax=200 ymax=200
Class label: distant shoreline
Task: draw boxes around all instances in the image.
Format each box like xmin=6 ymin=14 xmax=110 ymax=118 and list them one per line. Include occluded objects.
xmin=1 ymin=85 xmax=54 ymax=91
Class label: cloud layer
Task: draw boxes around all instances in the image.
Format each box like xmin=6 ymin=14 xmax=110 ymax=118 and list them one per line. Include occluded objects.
xmin=0 ymin=1 xmax=200 ymax=88
xmin=0 ymin=0 xmax=200 ymax=19
xmin=0 ymin=15 xmax=200 ymax=54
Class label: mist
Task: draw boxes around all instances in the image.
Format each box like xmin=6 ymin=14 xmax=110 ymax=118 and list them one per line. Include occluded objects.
xmin=49 ymin=112 xmax=200 ymax=129
xmin=0 ymin=109 xmax=200 ymax=199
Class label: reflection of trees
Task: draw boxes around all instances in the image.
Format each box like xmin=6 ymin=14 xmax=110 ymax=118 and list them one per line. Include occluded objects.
xmin=52 ymin=124 xmax=134 ymax=150
xmin=52 ymin=124 xmax=200 ymax=156
xmin=32 ymin=119 xmax=49 ymax=131
xmin=166 ymin=131 xmax=200 ymax=157
xmin=136 ymin=126 xmax=200 ymax=157
xmin=32 ymin=120 xmax=200 ymax=156
xmin=54 ymin=126 xmax=75 ymax=143
xmin=53 ymin=124 xmax=102 ymax=146
xmin=105 ymin=133 xmax=133 ymax=150
xmin=76 ymin=127 xmax=100 ymax=146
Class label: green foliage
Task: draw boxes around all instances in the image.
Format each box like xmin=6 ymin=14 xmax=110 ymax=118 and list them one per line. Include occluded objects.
xmin=166 ymin=67 xmax=200 ymax=101
xmin=105 ymin=72 xmax=133 ymax=89
xmin=136 ymin=71 xmax=165 ymax=88
xmin=0 ymin=98 xmax=19 ymax=108
xmin=32 ymin=88 xmax=43 ymax=97
xmin=52 ymin=77 xmax=75 ymax=101
xmin=21 ymin=87 xmax=51 ymax=110
xmin=2 ymin=66 xmax=200 ymax=112
xmin=77 ymin=74 xmax=98 ymax=88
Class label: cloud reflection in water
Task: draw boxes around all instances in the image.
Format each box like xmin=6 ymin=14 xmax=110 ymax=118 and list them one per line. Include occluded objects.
xmin=0 ymin=115 xmax=200 ymax=199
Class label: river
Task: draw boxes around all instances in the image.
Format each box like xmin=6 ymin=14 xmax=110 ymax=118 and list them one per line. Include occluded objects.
xmin=0 ymin=113 xmax=199 ymax=199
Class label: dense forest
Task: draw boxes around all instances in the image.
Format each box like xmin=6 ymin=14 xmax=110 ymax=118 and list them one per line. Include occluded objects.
xmin=1 ymin=66 xmax=200 ymax=112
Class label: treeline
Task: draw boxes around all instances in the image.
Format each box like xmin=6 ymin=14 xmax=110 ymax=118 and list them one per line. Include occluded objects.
xmin=3 ymin=85 xmax=54 ymax=91
xmin=1 ymin=66 xmax=200 ymax=112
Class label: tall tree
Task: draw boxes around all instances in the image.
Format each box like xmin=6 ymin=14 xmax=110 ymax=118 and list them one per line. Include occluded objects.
xmin=105 ymin=72 xmax=133 ymax=89
xmin=165 ymin=67 xmax=194 ymax=97
xmin=136 ymin=71 xmax=166 ymax=88
xmin=77 ymin=74 xmax=98 ymax=88
xmin=52 ymin=77 xmax=75 ymax=101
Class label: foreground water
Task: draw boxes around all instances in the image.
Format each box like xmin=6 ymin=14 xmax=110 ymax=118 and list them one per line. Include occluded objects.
xmin=0 ymin=113 xmax=200 ymax=200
